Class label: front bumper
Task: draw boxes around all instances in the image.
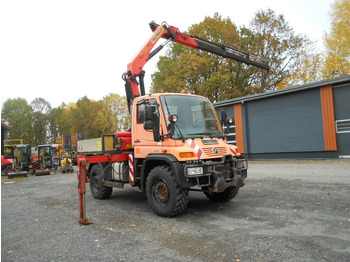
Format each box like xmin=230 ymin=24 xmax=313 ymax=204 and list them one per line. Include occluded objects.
xmin=184 ymin=154 xmax=247 ymax=193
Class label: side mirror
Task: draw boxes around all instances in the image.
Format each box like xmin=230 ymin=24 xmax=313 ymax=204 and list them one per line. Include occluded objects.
xmin=220 ymin=111 xmax=234 ymax=126
xmin=144 ymin=104 xmax=154 ymax=121
xmin=167 ymin=114 xmax=178 ymax=137
xmin=221 ymin=111 xmax=229 ymax=126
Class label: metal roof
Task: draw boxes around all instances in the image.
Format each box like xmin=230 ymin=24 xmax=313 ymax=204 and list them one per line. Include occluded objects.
xmin=214 ymin=75 xmax=350 ymax=108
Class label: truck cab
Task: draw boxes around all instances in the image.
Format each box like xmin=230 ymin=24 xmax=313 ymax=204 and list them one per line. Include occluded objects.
xmin=131 ymin=93 xmax=247 ymax=216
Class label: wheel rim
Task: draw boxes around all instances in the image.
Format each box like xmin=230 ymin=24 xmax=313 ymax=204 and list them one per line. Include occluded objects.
xmin=152 ymin=179 xmax=169 ymax=204
xmin=92 ymin=174 xmax=100 ymax=193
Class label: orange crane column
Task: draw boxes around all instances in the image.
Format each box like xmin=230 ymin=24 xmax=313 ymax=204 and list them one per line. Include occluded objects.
xmin=320 ymin=85 xmax=337 ymax=151
xmin=234 ymin=103 xmax=245 ymax=154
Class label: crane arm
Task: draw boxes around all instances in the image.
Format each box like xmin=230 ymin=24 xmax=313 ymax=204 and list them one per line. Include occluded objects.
xmin=123 ymin=23 xmax=174 ymax=111
xmin=149 ymin=22 xmax=269 ymax=70
xmin=123 ymin=21 xmax=270 ymax=111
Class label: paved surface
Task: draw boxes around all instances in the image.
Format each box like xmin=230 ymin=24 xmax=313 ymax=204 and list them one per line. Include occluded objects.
xmin=1 ymin=160 xmax=350 ymax=262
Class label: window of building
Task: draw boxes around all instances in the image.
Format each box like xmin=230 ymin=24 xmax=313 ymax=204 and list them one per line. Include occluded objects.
xmin=336 ymin=119 xmax=350 ymax=133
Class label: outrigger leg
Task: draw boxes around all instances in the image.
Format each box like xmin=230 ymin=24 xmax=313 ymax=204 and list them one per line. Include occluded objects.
xmin=77 ymin=159 xmax=92 ymax=225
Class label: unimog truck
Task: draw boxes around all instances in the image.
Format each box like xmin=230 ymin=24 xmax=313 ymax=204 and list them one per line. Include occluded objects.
xmin=77 ymin=21 xmax=269 ymax=222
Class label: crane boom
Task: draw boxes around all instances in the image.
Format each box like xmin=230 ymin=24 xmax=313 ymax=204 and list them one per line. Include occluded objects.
xmin=149 ymin=22 xmax=269 ymax=70
xmin=123 ymin=21 xmax=269 ymax=110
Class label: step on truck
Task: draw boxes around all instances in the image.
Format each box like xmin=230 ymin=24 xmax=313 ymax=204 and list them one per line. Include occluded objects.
xmin=77 ymin=21 xmax=269 ymax=222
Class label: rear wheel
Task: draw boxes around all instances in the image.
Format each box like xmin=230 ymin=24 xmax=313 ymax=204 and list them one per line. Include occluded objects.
xmin=204 ymin=186 xmax=238 ymax=202
xmin=89 ymin=164 xmax=112 ymax=199
xmin=146 ymin=166 xmax=189 ymax=217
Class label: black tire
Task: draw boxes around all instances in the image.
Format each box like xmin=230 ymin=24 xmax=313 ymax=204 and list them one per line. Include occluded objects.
xmin=146 ymin=166 xmax=189 ymax=217
xmin=204 ymin=186 xmax=238 ymax=202
xmin=89 ymin=164 xmax=112 ymax=199
xmin=3 ymin=165 xmax=12 ymax=176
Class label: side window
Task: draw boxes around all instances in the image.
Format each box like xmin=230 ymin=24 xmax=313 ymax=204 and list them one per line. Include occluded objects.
xmin=137 ymin=103 xmax=145 ymax=124
xmin=137 ymin=98 xmax=158 ymax=124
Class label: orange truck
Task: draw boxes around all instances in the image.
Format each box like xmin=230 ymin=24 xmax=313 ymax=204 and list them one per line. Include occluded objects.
xmin=77 ymin=21 xmax=269 ymax=221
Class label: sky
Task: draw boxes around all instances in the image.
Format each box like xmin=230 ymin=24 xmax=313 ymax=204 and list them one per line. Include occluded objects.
xmin=0 ymin=0 xmax=334 ymax=109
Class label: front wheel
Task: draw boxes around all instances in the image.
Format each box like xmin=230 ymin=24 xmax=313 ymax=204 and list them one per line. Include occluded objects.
xmin=146 ymin=166 xmax=189 ymax=217
xmin=3 ymin=165 xmax=12 ymax=176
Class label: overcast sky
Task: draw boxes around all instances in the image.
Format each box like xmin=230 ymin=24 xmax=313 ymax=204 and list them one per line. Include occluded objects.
xmin=0 ymin=0 xmax=334 ymax=109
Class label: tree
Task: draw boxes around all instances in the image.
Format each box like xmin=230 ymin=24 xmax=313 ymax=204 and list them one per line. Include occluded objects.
xmin=323 ymin=0 xmax=350 ymax=78
xmin=48 ymin=107 xmax=63 ymax=143
xmin=95 ymin=94 xmax=131 ymax=134
xmin=151 ymin=11 xmax=317 ymax=102
xmin=31 ymin=98 xmax=52 ymax=145
xmin=242 ymin=9 xmax=319 ymax=90
xmin=1 ymin=98 xmax=34 ymax=144
xmin=152 ymin=13 xmax=242 ymax=102
xmin=276 ymin=52 xmax=323 ymax=89
xmin=2 ymin=95 xmax=131 ymax=146
xmin=71 ymin=96 xmax=102 ymax=139
xmin=53 ymin=102 xmax=76 ymax=136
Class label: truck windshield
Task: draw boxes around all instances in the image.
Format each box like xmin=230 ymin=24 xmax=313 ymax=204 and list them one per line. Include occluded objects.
xmin=160 ymin=95 xmax=224 ymax=139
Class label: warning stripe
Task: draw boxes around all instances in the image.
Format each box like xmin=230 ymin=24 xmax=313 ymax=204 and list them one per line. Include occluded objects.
xmin=128 ymin=153 xmax=134 ymax=182
xmin=227 ymin=144 xmax=237 ymax=156
xmin=187 ymin=140 xmax=204 ymax=159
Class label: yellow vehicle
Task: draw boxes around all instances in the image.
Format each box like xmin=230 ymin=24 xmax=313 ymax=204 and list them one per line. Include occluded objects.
xmin=60 ymin=152 xmax=74 ymax=173
xmin=35 ymin=145 xmax=53 ymax=176
xmin=8 ymin=145 xmax=32 ymax=178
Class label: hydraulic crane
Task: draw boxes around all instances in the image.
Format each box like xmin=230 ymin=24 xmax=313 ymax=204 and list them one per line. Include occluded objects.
xmin=78 ymin=21 xmax=269 ymax=223
xmin=123 ymin=21 xmax=269 ymax=110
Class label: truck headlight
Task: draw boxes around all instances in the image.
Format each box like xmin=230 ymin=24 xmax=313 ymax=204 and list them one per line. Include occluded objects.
xmin=187 ymin=167 xmax=203 ymax=176
xmin=236 ymin=160 xmax=248 ymax=169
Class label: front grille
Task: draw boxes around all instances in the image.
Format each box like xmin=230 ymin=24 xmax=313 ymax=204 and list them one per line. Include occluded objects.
xmin=202 ymin=147 xmax=227 ymax=157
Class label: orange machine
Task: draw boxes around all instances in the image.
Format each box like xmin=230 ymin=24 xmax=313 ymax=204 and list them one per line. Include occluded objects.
xmin=1 ymin=139 xmax=24 ymax=175
xmin=77 ymin=21 xmax=269 ymax=222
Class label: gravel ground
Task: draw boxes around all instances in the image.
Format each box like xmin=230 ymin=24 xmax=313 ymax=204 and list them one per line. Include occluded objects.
xmin=1 ymin=160 xmax=350 ymax=262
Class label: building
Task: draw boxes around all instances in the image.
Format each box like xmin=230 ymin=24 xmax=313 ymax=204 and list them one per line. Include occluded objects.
xmin=1 ymin=123 xmax=10 ymax=155
xmin=214 ymin=75 xmax=350 ymax=159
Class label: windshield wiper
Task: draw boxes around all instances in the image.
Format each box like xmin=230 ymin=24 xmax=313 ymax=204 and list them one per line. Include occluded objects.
xmin=188 ymin=132 xmax=215 ymax=137
xmin=174 ymin=123 xmax=186 ymax=142
xmin=188 ymin=132 xmax=226 ymax=139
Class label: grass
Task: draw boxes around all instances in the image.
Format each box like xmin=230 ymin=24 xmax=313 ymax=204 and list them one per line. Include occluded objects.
xmin=1 ymin=175 xmax=28 ymax=184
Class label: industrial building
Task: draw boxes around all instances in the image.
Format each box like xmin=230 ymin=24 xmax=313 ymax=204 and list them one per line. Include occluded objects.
xmin=1 ymin=123 xmax=10 ymax=154
xmin=214 ymin=75 xmax=350 ymax=159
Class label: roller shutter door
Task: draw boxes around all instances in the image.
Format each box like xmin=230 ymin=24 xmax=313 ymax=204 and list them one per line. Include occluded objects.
xmin=333 ymin=84 xmax=350 ymax=156
xmin=245 ymin=89 xmax=324 ymax=154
